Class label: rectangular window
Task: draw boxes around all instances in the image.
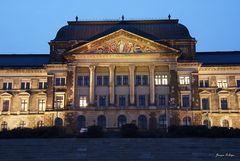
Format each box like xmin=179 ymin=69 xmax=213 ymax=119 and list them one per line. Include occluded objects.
xmin=119 ymin=96 xmax=126 ymax=108
xmin=77 ymin=76 xmax=89 ymax=86
xmin=96 ymin=76 xmax=108 ymax=86
xmin=217 ymin=80 xmax=227 ymax=88
xmin=221 ymin=98 xmax=228 ymax=109
xmin=182 ymin=95 xmax=190 ymax=107
xmin=21 ymin=81 xmax=30 ymax=90
xmin=202 ymin=98 xmax=209 ymax=110
xmin=79 ymin=96 xmax=88 ymax=108
xmin=55 ymin=78 xmax=65 ymax=86
xmin=135 ymin=75 xmax=141 ymax=85
xmin=103 ymin=76 xmax=109 ymax=86
xmin=199 ymin=80 xmax=209 ymax=87
xmin=20 ymin=99 xmax=28 ymax=112
xmin=139 ymin=95 xmax=146 ymax=107
xmin=136 ymin=75 xmax=148 ymax=85
xmin=3 ymin=82 xmax=12 ymax=90
xmin=142 ymin=75 xmax=148 ymax=85
xmin=2 ymin=100 xmax=10 ymax=112
xmin=116 ymin=76 xmax=122 ymax=85
xmin=97 ymin=76 xmax=102 ymax=86
xmin=38 ymin=99 xmax=46 ymax=111
xmin=237 ymin=80 xmax=240 ymax=87
xmin=179 ymin=76 xmax=190 ymax=85
xmin=155 ymin=75 xmax=168 ymax=85
xmin=159 ymin=95 xmax=166 ymax=107
xmin=123 ymin=75 xmax=128 ymax=85
xmin=99 ymin=96 xmax=107 ymax=107
xmin=155 ymin=75 xmax=161 ymax=85
xmin=39 ymin=81 xmax=47 ymax=89
xmin=55 ymin=95 xmax=64 ymax=109
xmin=116 ymin=75 xmax=128 ymax=86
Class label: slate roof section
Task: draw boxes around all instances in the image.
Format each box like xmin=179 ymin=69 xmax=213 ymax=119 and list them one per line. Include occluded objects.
xmin=196 ymin=51 xmax=240 ymax=65
xmin=0 ymin=54 xmax=49 ymax=67
xmin=53 ymin=19 xmax=193 ymax=42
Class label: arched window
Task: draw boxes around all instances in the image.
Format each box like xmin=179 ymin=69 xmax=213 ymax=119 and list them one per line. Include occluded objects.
xmin=37 ymin=121 xmax=44 ymax=128
xmin=1 ymin=121 xmax=7 ymax=131
xmin=138 ymin=115 xmax=147 ymax=129
xmin=77 ymin=115 xmax=86 ymax=129
xmin=222 ymin=119 xmax=229 ymax=128
xmin=97 ymin=115 xmax=106 ymax=128
xmin=203 ymin=119 xmax=211 ymax=128
xmin=182 ymin=117 xmax=191 ymax=126
xmin=159 ymin=115 xmax=167 ymax=128
xmin=55 ymin=117 xmax=63 ymax=127
xmin=117 ymin=115 xmax=127 ymax=128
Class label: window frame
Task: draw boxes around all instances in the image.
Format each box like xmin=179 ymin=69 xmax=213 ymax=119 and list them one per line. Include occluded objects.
xmin=79 ymin=96 xmax=88 ymax=108
xmin=3 ymin=81 xmax=13 ymax=90
xmin=55 ymin=77 xmax=66 ymax=86
xmin=179 ymin=76 xmax=190 ymax=85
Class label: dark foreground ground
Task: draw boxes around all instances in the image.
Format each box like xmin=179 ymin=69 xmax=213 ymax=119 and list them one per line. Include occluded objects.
xmin=0 ymin=138 xmax=239 ymax=161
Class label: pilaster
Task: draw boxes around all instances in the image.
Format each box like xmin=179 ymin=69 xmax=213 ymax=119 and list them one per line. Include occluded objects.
xmin=89 ymin=65 xmax=96 ymax=105
xmin=129 ymin=65 xmax=135 ymax=105
xmin=109 ymin=65 xmax=115 ymax=105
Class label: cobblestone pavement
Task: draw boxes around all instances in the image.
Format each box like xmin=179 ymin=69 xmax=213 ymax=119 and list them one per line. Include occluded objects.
xmin=0 ymin=138 xmax=239 ymax=161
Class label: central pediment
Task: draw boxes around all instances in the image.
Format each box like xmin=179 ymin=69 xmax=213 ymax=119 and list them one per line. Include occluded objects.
xmin=68 ymin=29 xmax=179 ymax=54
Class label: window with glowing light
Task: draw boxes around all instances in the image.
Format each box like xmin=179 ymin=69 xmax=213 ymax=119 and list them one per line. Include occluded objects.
xmin=20 ymin=99 xmax=28 ymax=112
xmin=38 ymin=99 xmax=46 ymax=111
xmin=179 ymin=76 xmax=190 ymax=85
xmin=155 ymin=75 xmax=168 ymax=85
xmin=217 ymin=80 xmax=228 ymax=88
xmin=55 ymin=95 xmax=64 ymax=109
xmin=79 ymin=96 xmax=88 ymax=108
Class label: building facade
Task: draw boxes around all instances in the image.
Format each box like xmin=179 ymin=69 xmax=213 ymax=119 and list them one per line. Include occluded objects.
xmin=0 ymin=19 xmax=240 ymax=130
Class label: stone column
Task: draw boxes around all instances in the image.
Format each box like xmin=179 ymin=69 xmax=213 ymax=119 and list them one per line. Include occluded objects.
xmin=109 ymin=65 xmax=115 ymax=105
xmin=149 ymin=65 xmax=155 ymax=106
xmin=89 ymin=65 xmax=96 ymax=105
xmin=129 ymin=65 xmax=135 ymax=105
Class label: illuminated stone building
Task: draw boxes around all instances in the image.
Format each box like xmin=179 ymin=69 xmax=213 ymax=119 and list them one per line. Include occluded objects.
xmin=1 ymin=18 xmax=240 ymax=130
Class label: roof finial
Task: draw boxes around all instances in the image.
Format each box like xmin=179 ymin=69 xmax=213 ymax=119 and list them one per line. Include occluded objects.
xmin=168 ymin=14 xmax=171 ymax=20
xmin=75 ymin=16 xmax=78 ymax=22
xmin=121 ymin=15 xmax=125 ymax=21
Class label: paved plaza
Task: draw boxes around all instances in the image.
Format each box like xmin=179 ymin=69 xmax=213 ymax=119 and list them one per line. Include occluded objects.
xmin=0 ymin=138 xmax=239 ymax=161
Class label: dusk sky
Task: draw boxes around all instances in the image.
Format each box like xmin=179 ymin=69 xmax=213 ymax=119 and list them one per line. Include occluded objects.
xmin=0 ymin=0 xmax=239 ymax=54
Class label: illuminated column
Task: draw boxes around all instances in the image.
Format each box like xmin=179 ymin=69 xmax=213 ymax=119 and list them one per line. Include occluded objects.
xmin=129 ymin=65 xmax=135 ymax=105
xmin=109 ymin=65 xmax=115 ymax=105
xmin=89 ymin=65 xmax=95 ymax=105
xmin=149 ymin=65 xmax=155 ymax=105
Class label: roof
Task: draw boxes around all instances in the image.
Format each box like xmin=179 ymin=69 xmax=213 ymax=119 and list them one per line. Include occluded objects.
xmin=0 ymin=54 xmax=50 ymax=68
xmin=53 ymin=19 xmax=193 ymax=42
xmin=196 ymin=51 xmax=240 ymax=65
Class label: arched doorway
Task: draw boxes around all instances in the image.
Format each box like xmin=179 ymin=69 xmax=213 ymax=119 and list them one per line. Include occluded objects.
xmin=138 ymin=115 xmax=147 ymax=129
xmin=117 ymin=115 xmax=127 ymax=128
xmin=97 ymin=115 xmax=106 ymax=128
xmin=77 ymin=115 xmax=86 ymax=129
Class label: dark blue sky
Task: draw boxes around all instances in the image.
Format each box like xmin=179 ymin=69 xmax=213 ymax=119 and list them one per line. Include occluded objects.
xmin=0 ymin=0 xmax=239 ymax=54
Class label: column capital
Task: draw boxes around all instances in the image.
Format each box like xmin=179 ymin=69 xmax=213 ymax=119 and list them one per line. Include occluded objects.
xmin=89 ymin=65 xmax=96 ymax=71
xmin=129 ymin=64 xmax=135 ymax=70
xmin=149 ymin=64 xmax=155 ymax=70
xmin=109 ymin=65 xmax=116 ymax=70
